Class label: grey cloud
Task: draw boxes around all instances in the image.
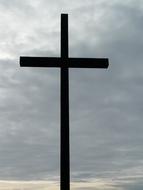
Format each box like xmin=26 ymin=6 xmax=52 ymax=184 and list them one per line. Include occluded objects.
xmin=0 ymin=58 xmax=60 ymax=180
xmin=69 ymin=2 xmax=143 ymax=189
xmin=0 ymin=0 xmax=143 ymax=189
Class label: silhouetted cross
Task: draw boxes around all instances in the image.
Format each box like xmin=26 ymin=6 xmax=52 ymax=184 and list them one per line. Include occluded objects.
xmin=20 ymin=13 xmax=109 ymax=190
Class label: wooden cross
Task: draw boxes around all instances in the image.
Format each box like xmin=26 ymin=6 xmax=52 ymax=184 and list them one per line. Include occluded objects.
xmin=20 ymin=13 xmax=109 ymax=190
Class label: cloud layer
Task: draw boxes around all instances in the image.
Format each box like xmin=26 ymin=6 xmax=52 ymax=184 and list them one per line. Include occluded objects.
xmin=0 ymin=0 xmax=143 ymax=189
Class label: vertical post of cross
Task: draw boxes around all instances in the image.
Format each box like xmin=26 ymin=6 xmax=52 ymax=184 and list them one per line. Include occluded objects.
xmin=60 ymin=14 xmax=70 ymax=190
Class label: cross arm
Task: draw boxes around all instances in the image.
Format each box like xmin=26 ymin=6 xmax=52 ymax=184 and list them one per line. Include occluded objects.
xmin=20 ymin=57 xmax=109 ymax=68
xmin=68 ymin=58 xmax=109 ymax=68
xmin=20 ymin=57 xmax=62 ymax=67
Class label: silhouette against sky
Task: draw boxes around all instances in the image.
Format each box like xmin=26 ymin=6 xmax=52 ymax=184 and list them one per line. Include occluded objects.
xmin=0 ymin=0 xmax=143 ymax=189
xmin=20 ymin=13 xmax=109 ymax=190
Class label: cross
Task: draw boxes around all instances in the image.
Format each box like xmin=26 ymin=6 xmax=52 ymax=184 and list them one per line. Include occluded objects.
xmin=20 ymin=13 xmax=109 ymax=190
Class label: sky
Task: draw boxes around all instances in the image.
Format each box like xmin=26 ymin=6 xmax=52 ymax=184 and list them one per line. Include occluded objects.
xmin=0 ymin=0 xmax=143 ymax=189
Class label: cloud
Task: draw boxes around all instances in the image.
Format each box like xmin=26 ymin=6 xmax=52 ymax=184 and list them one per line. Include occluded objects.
xmin=0 ymin=0 xmax=143 ymax=189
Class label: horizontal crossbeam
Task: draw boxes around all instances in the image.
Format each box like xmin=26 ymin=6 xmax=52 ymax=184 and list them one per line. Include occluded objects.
xmin=20 ymin=57 xmax=109 ymax=68
xmin=67 ymin=58 xmax=109 ymax=68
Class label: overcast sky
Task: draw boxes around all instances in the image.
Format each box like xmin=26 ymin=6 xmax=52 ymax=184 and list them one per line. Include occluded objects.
xmin=0 ymin=0 xmax=143 ymax=189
